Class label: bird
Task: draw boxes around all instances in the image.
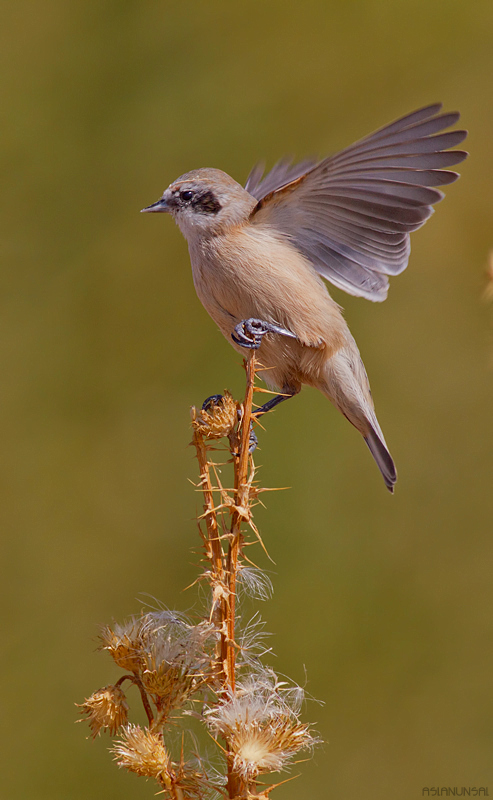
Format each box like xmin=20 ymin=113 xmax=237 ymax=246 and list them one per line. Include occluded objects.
xmin=142 ymin=104 xmax=467 ymax=492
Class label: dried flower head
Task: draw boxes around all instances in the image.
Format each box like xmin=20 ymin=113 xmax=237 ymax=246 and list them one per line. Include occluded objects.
xmin=192 ymin=391 xmax=238 ymax=440
xmin=205 ymin=672 xmax=317 ymax=781
xmin=77 ymin=684 xmax=129 ymax=738
xmin=100 ymin=617 xmax=143 ymax=673
xmin=113 ymin=725 xmax=211 ymax=798
xmin=139 ymin=613 xmax=215 ymax=713
xmin=112 ymin=724 xmax=171 ymax=781
xmin=79 ymin=361 xmax=321 ymax=796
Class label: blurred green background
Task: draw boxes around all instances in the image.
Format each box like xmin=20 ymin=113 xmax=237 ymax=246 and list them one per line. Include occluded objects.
xmin=1 ymin=1 xmax=492 ymax=798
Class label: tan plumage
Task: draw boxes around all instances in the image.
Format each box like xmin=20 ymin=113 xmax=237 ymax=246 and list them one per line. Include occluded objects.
xmin=142 ymin=105 xmax=467 ymax=491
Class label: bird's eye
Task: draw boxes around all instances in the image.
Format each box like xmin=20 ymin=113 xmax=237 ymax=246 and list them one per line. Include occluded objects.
xmin=180 ymin=190 xmax=194 ymax=202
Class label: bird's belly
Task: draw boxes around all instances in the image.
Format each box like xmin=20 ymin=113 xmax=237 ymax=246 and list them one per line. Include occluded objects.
xmin=188 ymin=231 xmax=348 ymax=388
xmin=255 ymin=335 xmax=332 ymax=391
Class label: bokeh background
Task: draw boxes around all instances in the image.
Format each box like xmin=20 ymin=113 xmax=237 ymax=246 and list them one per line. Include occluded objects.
xmin=2 ymin=2 xmax=493 ymax=798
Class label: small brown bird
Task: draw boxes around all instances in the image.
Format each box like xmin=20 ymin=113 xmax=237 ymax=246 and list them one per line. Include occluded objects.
xmin=142 ymin=104 xmax=467 ymax=491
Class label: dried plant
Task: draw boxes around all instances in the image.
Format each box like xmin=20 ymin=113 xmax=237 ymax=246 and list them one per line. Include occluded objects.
xmin=78 ymin=351 xmax=319 ymax=799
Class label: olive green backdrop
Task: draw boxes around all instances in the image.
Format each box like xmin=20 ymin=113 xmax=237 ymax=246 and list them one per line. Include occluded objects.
xmin=1 ymin=2 xmax=492 ymax=798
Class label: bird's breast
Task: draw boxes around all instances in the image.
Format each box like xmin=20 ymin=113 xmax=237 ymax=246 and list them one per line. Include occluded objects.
xmin=188 ymin=224 xmax=348 ymax=359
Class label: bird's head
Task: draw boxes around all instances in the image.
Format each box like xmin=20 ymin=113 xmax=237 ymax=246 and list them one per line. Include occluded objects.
xmin=141 ymin=168 xmax=257 ymax=241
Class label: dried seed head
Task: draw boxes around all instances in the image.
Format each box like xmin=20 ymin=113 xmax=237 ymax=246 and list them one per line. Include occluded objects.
xmin=99 ymin=617 xmax=143 ymax=672
xmin=113 ymin=726 xmax=211 ymax=797
xmin=141 ymin=660 xmax=194 ymax=710
xmin=233 ymin=714 xmax=313 ymax=779
xmin=205 ymin=672 xmax=317 ymax=781
xmin=77 ymin=684 xmax=129 ymax=738
xmin=112 ymin=724 xmax=171 ymax=781
xmin=192 ymin=391 xmax=238 ymax=439
xmin=139 ymin=614 xmax=215 ymax=711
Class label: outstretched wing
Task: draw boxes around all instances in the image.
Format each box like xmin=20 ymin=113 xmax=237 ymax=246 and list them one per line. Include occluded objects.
xmin=248 ymin=104 xmax=468 ymax=301
xmin=245 ymin=157 xmax=316 ymax=200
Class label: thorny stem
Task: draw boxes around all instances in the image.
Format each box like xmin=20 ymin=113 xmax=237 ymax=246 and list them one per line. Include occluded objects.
xmin=191 ymin=351 xmax=258 ymax=799
xmin=81 ymin=348 xmax=316 ymax=800
xmin=226 ymin=351 xmax=256 ymax=799
xmin=192 ymin=430 xmax=229 ymax=686
xmin=226 ymin=350 xmax=256 ymax=691
xmin=158 ymin=754 xmax=183 ymax=800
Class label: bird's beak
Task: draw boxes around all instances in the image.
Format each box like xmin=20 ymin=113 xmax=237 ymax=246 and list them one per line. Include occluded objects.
xmin=141 ymin=197 xmax=170 ymax=213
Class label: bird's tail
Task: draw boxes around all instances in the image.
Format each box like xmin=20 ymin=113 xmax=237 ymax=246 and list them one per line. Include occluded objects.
xmin=364 ymin=424 xmax=397 ymax=493
xmin=318 ymin=334 xmax=397 ymax=492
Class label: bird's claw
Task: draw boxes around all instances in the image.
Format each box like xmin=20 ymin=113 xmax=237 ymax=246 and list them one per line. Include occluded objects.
xmin=231 ymin=318 xmax=298 ymax=349
xmin=233 ymin=405 xmax=259 ymax=454
xmin=231 ymin=318 xmax=268 ymax=349
xmin=248 ymin=424 xmax=258 ymax=453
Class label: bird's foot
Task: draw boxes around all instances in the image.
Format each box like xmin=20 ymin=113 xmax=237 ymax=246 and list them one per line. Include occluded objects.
xmin=201 ymin=394 xmax=224 ymax=412
xmin=235 ymin=404 xmax=259 ymax=453
xmin=248 ymin=424 xmax=258 ymax=453
xmin=231 ymin=318 xmax=298 ymax=349
xmin=202 ymin=394 xmax=258 ymax=453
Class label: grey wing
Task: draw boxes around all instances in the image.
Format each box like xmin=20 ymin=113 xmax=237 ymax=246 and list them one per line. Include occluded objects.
xmin=245 ymin=157 xmax=316 ymax=199
xmin=250 ymin=104 xmax=468 ymax=301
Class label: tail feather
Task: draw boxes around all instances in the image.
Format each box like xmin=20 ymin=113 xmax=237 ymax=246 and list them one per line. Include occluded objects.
xmin=364 ymin=426 xmax=397 ymax=493
xmin=320 ymin=334 xmax=397 ymax=492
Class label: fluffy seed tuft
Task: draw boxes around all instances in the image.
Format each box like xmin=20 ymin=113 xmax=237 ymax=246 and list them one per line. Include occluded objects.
xmin=205 ymin=672 xmax=318 ymax=780
xmin=139 ymin=614 xmax=215 ymax=714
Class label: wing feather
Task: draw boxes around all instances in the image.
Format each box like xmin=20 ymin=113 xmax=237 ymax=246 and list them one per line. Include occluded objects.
xmin=245 ymin=157 xmax=316 ymax=199
xmin=247 ymin=105 xmax=467 ymax=300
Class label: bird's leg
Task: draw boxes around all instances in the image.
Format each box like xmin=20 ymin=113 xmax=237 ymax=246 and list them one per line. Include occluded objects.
xmin=253 ymin=386 xmax=299 ymax=418
xmin=231 ymin=318 xmax=298 ymax=350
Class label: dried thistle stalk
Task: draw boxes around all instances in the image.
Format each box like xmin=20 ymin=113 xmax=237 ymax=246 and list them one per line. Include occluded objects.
xmin=78 ymin=351 xmax=318 ymax=799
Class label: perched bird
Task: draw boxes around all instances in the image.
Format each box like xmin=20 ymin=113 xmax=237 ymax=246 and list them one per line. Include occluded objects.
xmin=142 ymin=104 xmax=467 ymax=492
